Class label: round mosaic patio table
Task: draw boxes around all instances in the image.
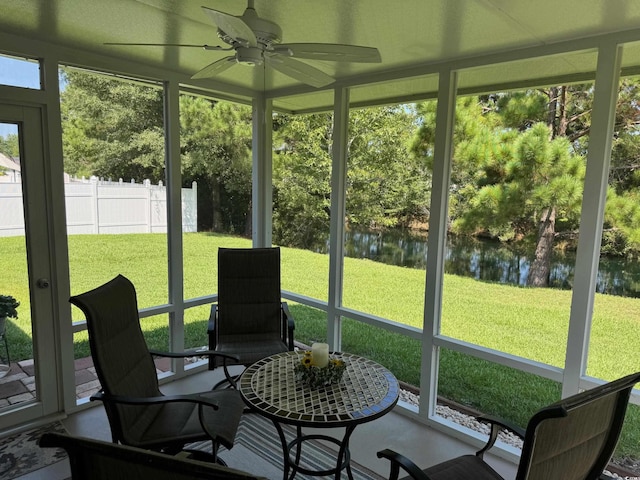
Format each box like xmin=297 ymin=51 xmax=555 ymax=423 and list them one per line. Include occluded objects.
xmin=238 ymin=350 xmax=399 ymax=480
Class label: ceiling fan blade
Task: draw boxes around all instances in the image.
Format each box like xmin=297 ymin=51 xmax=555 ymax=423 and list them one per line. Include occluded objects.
xmin=202 ymin=6 xmax=257 ymax=48
xmin=275 ymin=43 xmax=382 ymax=63
xmin=104 ymin=42 xmax=227 ymax=51
xmin=191 ymin=56 xmax=237 ymax=79
xmin=266 ymin=55 xmax=334 ymax=88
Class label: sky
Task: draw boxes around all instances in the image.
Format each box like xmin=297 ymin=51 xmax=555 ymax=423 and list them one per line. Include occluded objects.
xmin=0 ymin=55 xmax=44 ymax=139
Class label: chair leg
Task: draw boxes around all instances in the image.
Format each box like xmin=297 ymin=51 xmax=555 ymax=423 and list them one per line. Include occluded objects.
xmin=212 ymin=364 xmax=244 ymax=389
xmin=212 ymin=373 xmax=241 ymax=390
xmin=182 ymin=441 xmax=226 ymax=465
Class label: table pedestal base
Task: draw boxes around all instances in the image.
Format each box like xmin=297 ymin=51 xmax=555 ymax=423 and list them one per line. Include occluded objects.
xmin=273 ymin=421 xmax=356 ymax=480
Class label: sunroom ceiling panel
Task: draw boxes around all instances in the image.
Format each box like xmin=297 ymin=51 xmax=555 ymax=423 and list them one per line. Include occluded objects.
xmin=1 ymin=1 xmax=640 ymax=108
xmin=457 ymin=50 xmax=600 ymax=95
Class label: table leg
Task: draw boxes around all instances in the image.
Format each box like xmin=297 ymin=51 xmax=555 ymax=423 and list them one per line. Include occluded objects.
xmin=270 ymin=419 xmax=291 ymax=480
xmin=293 ymin=425 xmax=303 ymax=477
xmin=337 ymin=424 xmax=356 ymax=480
xmin=270 ymin=420 xmax=355 ymax=479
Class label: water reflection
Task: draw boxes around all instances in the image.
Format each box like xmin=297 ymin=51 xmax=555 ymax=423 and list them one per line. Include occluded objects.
xmin=315 ymin=229 xmax=640 ymax=297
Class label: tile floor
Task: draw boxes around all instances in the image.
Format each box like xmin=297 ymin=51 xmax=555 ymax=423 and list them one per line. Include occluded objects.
xmin=12 ymin=367 xmax=518 ymax=480
xmin=0 ymin=356 xmax=174 ymax=406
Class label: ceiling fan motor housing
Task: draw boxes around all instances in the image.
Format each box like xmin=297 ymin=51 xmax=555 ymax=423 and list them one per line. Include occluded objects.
xmin=236 ymin=46 xmax=264 ymax=66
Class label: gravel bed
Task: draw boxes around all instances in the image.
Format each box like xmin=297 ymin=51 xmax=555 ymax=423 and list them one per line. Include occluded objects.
xmin=399 ymin=389 xmax=524 ymax=449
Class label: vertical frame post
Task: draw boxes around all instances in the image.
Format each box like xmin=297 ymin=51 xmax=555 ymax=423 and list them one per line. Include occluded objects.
xmin=252 ymin=93 xmax=273 ymax=248
xmin=563 ymin=42 xmax=622 ymax=396
xmin=420 ymin=70 xmax=458 ymax=418
xmin=164 ymin=80 xmax=184 ymax=369
xmin=327 ymin=87 xmax=349 ymax=352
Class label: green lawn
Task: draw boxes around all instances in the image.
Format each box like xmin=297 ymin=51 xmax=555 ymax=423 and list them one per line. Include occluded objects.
xmin=1 ymin=232 xmax=639 ymax=460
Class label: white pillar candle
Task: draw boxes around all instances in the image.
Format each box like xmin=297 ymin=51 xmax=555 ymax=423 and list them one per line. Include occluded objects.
xmin=311 ymin=342 xmax=329 ymax=368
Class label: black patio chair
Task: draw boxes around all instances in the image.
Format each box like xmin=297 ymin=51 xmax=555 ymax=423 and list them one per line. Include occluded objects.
xmin=377 ymin=371 xmax=640 ymax=480
xmin=207 ymin=247 xmax=295 ymax=388
xmin=69 ymin=274 xmax=245 ymax=461
xmin=39 ymin=432 xmax=267 ymax=480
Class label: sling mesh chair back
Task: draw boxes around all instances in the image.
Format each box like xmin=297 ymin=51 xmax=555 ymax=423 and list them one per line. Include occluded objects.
xmin=377 ymin=371 xmax=640 ymax=480
xmin=69 ymin=274 xmax=244 ymax=457
xmin=40 ymin=432 xmax=267 ymax=480
xmin=208 ymin=247 xmax=294 ymax=373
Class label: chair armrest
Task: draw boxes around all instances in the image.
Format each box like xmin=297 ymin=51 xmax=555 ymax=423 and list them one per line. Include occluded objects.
xmin=148 ymin=349 xmax=239 ymax=363
xmin=282 ymin=302 xmax=295 ymax=351
xmin=377 ymin=449 xmax=433 ymax=480
xmin=475 ymin=414 xmax=525 ymax=458
xmin=207 ymin=304 xmax=217 ymax=335
xmin=90 ymin=391 xmax=221 ymax=410
xmin=478 ymin=414 xmax=525 ymax=439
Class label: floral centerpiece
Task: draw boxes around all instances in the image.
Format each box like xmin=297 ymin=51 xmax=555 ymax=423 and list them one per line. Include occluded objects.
xmin=295 ymin=349 xmax=346 ymax=389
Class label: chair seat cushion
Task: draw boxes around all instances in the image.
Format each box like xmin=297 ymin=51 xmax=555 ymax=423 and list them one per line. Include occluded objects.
xmin=417 ymin=454 xmax=504 ymax=480
xmin=130 ymin=389 xmax=245 ymax=451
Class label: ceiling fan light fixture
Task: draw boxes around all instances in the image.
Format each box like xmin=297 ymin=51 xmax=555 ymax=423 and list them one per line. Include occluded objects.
xmin=236 ymin=46 xmax=264 ymax=66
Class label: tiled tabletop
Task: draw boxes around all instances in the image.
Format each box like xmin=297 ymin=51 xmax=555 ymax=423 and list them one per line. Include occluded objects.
xmin=239 ymin=351 xmax=399 ymax=427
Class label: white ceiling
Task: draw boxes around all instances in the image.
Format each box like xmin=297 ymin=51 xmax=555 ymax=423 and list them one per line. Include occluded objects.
xmin=2 ymin=1 xmax=640 ymax=112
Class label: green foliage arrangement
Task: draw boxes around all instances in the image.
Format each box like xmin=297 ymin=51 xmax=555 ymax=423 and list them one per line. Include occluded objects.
xmin=0 ymin=295 xmax=19 ymax=319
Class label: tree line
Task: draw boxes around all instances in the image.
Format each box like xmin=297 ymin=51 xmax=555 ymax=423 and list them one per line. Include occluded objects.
xmin=412 ymin=84 xmax=640 ymax=285
xmin=2 ymin=69 xmax=640 ymax=288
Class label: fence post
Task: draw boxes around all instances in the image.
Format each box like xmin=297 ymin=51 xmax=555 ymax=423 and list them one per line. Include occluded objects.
xmin=144 ymin=179 xmax=152 ymax=233
xmin=191 ymin=181 xmax=197 ymax=233
xmin=158 ymin=180 xmax=164 ymax=233
xmin=90 ymin=176 xmax=99 ymax=233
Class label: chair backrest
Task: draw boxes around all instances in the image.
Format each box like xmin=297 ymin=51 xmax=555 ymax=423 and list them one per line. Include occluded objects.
xmin=69 ymin=275 xmax=161 ymax=445
xmin=217 ymin=247 xmax=282 ymax=338
xmin=516 ymin=371 xmax=640 ymax=480
xmin=40 ymin=432 xmax=267 ymax=480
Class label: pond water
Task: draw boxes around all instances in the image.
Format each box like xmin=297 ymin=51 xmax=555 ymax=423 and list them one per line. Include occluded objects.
xmin=317 ymin=229 xmax=640 ymax=298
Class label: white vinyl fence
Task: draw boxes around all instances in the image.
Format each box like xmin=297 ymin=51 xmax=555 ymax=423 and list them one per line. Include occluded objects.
xmin=0 ymin=177 xmax=197 ymax=237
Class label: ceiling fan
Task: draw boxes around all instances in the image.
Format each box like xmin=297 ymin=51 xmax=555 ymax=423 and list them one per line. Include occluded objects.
xmin=105 ymin=1 xmax=382 ymax=88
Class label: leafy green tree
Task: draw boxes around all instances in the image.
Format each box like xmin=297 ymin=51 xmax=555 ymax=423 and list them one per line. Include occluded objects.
xmin=273 ymin=112 xmax=333 ymax=248
xmin=413 ymin=94 xmax=586 ymax=286
xmin=273 ymin=106 xmax=427 ymax=249
xmin=60 ymin=68 xmax=252 ymax=233
xmin=60 ymin=69 xmax=165 ymax=182
xmin=603 ymin=188 xmax=640 ymax=257
xmin=415 ymin=80 xmax=640 ymax=285
xmin=456 ymin=122 xmax=584 ymax=285
xmin=347 ymin=106 xmax=429 ymax=229
xmin=610 ymin=79 xmax=640 ymax=192
xmin=599 ymin=78 xmax=640 ymax=259
xmin=0 ymin=134 xmax=20 ymax=179
xmin=0 ymin=134 xmax=19 ymax=158
xmin=180 ymin=96 xmax=252 ymax=233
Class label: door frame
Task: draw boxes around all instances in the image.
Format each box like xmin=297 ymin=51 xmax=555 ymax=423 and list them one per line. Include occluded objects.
xmin=0 ymin=102 xmax=66 ymax=428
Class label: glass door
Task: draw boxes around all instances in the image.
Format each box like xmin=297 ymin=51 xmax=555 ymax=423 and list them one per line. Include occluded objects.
xmin=0 ymin=105 xmax=60 ymax=427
